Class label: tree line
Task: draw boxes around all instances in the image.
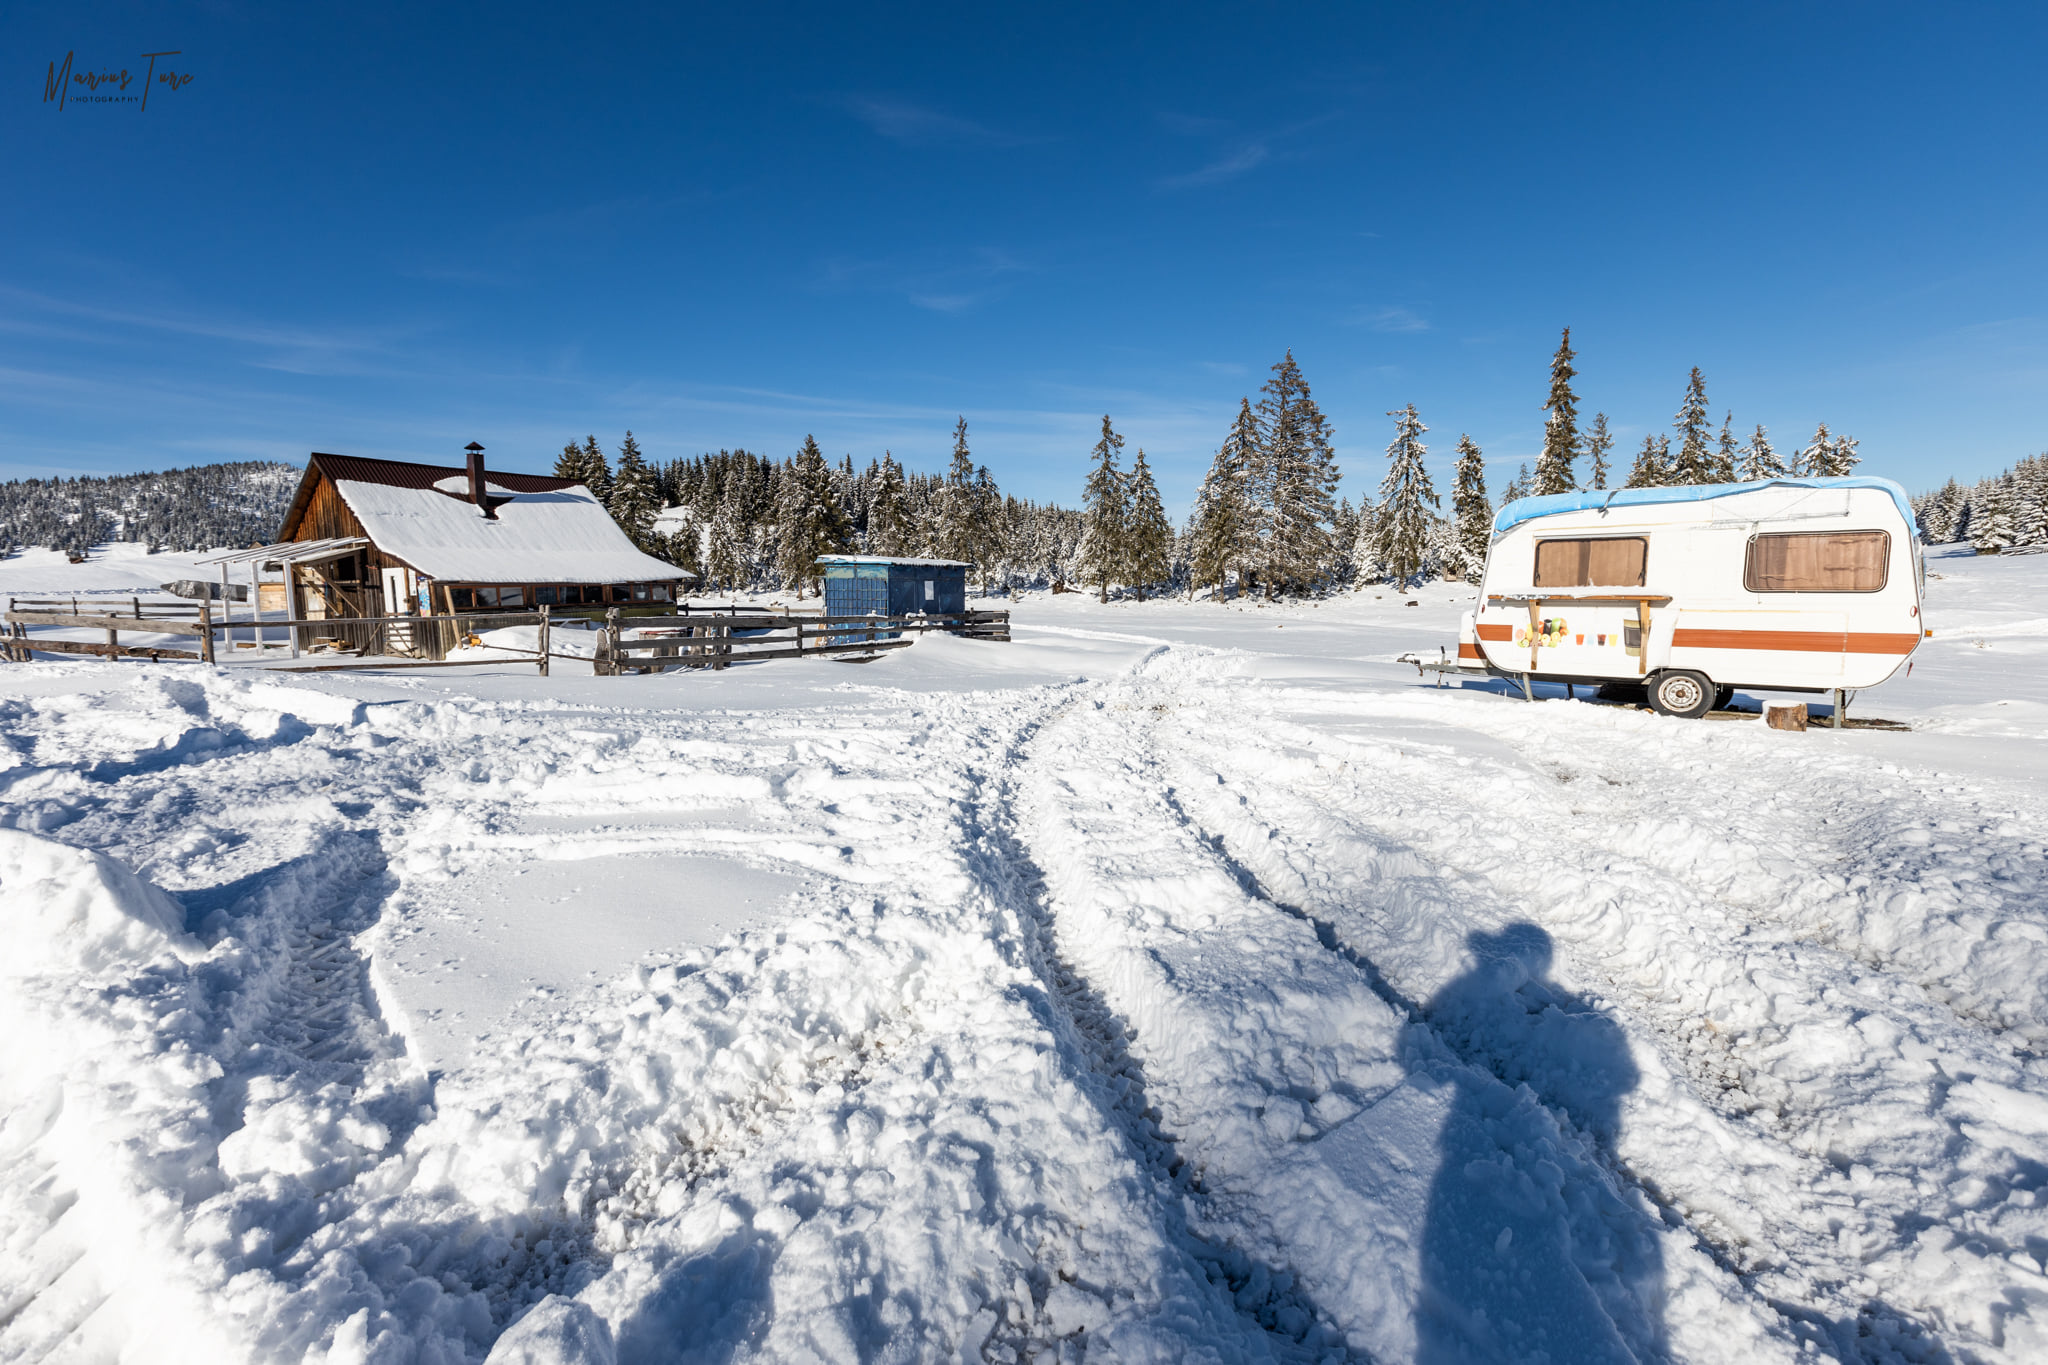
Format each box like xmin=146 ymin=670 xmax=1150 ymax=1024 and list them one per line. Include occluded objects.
xmin=1915 ymin=455 xmax=2048 ymax=553
xmin=554 ymin=426 xmax=1087 ymax=596
xmin=0 ymin=462 xmax=301 ymax=560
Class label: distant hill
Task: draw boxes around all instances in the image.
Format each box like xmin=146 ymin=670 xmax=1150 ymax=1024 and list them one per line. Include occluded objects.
xmin=0 ymin=462 xmax=303 ymax=558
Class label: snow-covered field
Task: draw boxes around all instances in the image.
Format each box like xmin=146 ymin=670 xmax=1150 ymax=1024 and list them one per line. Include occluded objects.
xmin=3 ymin=543 xmax=2047 ymax=1364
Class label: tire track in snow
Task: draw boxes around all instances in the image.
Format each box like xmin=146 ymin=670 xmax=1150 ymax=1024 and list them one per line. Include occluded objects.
xmin=1010 ymin=655 xmax=1783 ymax=1364
xmin=1140 ymin=659 xmax=2046 ymax=1363
xmin=955 ymin=683 xmax=1364 ymax=1360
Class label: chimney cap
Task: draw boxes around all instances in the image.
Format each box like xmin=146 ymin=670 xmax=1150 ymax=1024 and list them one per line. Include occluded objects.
xmin=464 ymin=441 xmax=486 ymax=452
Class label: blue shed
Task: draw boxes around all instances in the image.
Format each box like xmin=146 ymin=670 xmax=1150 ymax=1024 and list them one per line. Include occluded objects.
xmin=817 ymin=556 xmax=970 ymax=625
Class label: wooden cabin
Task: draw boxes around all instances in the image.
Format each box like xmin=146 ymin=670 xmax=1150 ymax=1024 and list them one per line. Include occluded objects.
xmin=276 ymin=447 xmax=690 ymax=639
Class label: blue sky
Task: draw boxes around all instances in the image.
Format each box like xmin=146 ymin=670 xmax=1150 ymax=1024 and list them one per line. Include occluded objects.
xmin=6 ymin=2 xmax=2045 ymax=514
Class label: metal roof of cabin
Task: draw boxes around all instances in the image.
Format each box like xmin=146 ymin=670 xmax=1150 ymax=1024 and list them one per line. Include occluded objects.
xmin=1492 ymin=476 xmax=1916 ymax=536
xmin=307 ymin=451 xmax=579 ymax=494
xmin=815 ymin=555 xmax=972 ymax=568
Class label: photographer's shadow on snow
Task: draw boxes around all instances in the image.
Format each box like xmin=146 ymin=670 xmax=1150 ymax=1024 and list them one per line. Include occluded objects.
xmin=1413 ymin=924 xmax=1667 ymax=1365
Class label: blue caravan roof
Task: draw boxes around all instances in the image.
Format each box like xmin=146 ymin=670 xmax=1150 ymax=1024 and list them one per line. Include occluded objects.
xmin=1492 ymin=476 xmax=1916 ymax=536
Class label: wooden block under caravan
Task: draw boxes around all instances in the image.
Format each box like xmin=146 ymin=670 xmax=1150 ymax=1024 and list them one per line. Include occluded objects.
xmin=1766 ymin=702 xmax=1809 ymax=731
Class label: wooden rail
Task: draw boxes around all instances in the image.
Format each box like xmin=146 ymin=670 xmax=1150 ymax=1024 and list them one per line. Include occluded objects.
xmin=3 ymin=601 xmax=1009 ymax=675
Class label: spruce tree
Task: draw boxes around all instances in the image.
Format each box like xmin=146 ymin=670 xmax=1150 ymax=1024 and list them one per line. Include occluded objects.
xmin=935 ymin=416 xmax=978 ymax=565
xmin=972 ymin=464 xmax=1003 ymax=592
xmin=774 ymin=435 xmax=853 ymax=597
xmin=1374 ymin=405 xmax=1439 ymax=586
xmin=1795 ymin=422 xmax=1832 ymax=478
xmin=1972 ymin=475 xmax=2019 ymax=553
xmin=704 ymin=500 xmax=744 ymax=592
xmin=1585 ymin=412 xmax=1613 ymax=490
xmin=579 ymin=435 xmax=612 ymax=503
xmin=1080 ymin=415 xmax=1129 ymax=603
xmin=1625 ymin=435 xmax=1668 ymax=488
xmin=1451 ymin=435 xmax=1493 ymax=582
xmin=607 ymin=431 xmax=662 ymax=547
xmin=1534 ymin=327 xmax=1580 ymax=494
xmin=1671 ymin=368 xmax=1713 ymax=484
xmin=1190 ymin=398 xmax=1259 ymax=600
xmin=1502 ymin=462 xmax=1533 ymax=503
xmin=1254 ymin=351 xmax=1340 ymax=595
xmin=1810 ymin=430 xmax=1860 ymax=477
xmin=1740 ymin=424 xmax=1785 ymax=480
xmin=1124 ymin=447 xmax=1172 ymax=600
xmin=555 ymin=441 xmax=586 ymax=482
xmin=867 ymin=453 xmax=911 ymax=555
xmin=1713 ymin=412 xmax=1740 ymax=482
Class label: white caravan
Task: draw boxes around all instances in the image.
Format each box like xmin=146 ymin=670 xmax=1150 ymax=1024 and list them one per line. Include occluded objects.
xmin=1454 ymin=477 xmax=1928 ymax=717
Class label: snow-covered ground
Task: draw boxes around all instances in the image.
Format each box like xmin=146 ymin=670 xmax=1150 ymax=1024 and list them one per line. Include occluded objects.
xmin=2 ymin=543 xmax=2046 ymax=1364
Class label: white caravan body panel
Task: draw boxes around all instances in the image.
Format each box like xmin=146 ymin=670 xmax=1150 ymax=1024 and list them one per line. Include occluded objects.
xmin=1457 ymin=479 xmax=1925 ymax=692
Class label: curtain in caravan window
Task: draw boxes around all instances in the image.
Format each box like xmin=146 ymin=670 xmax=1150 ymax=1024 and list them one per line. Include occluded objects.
xmin=1533 ymin=537 xmax=1647 ymax=587
xmin=1745 ymin=531 xmax=1889 ymax=592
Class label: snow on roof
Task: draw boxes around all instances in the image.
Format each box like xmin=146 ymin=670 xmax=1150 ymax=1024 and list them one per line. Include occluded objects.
xmin=332 ymin=478 xmax=693 ymax=583
xmin=815 ymin=555 xmax=971 ymax=568
xmin=1493 ymin=476 xmax=1916 ymax=536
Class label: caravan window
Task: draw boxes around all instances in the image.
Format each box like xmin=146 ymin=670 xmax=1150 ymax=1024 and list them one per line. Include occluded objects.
xmin=1745 ymin=531 xmax=1889 ymax=593
xmin=1533 ymin=537 xmax=1647 ymax=588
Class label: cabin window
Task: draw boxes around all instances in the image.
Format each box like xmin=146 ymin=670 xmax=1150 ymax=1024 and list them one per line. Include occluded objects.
xmin=449 ymin=587 xmax=477 ymax=610
xmin=1533 ymin=537 xmax=1647 ymax=588
xmin=533 ymin=585 xmax=562 ymax=606
xmin=924 ymin=580 xmax=935 ymax=601
xmin=647 ymin=584 xmax=672 ymax=602
xmin=568 ymin=585 xmax=605 ymax=605
xmin=1745 ymin=531 xmax=1889 ymax=593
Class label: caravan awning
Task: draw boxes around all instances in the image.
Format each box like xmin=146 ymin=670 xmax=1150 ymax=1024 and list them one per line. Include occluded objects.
xmin=196 ymin=538 xmax=369 ymax=570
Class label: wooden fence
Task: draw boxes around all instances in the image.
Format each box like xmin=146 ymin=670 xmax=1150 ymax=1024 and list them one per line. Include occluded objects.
xmin=1 ymin=598 xmax=1010 ymax=674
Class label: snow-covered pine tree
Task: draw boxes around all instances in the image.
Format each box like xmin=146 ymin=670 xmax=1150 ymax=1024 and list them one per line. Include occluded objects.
xmin=1741 ymin=424 xmax=1785 ymax=480
xmin=1585 ymin=412 xmax=1613 ymax=490
xmin=1502 ymin=462 xmax=1533 ymax=504
xmin=555 ymin=441 xmax=586 ymax=483
xmin=866 ymin=453 xmax=910 ymax=555
xmin=1374 ymin=405 xmax=1439 ymax=586
xmin=1255 ymin=351 xmax=1341 ymax=595
xmin=1080 ymin=415 xmax=1129 ymax=603
xmin=1534 ymin=327 xmax=1580 ymax=494
xmin=1124 ymin=448 xmax=1172 ymax=600
xmin=1625 ymin=435 xmax=1669 ymax=488
xmin=1916 ymin=479 xmax=1961 ymax=543
xmin=1795 ymin=422 xmax=1832 ymax=478
xmin=578 ymin=436 xmax=612 ymax=503
xmin=1813 ymin=430 xmax=1860 ymax=477
xmin=1714 ymin=412 xmax=1740 ymax=483
xmin=607 ymin=432 xmax=662 ymax=547
xmin=2017 ymin=455 xmax=2048 ymax=547
xmin=704 ymin=498 xmax=744 ymax=592
xmin=1971 ymin=475 xmax=2019 ymax=554
xmin=1190 ymin=398 xmax=1259 ymax=601
xmin=1671 ymin=368 xmax=1713 ymax=484
xmin=1451 ymin=434 xmax=1493 ymax=582
xmin=774 ymin=435 xmax=853 ymax=597
xmin=934 ymin=417 xmax=978 ymax=566
xmin=972 ymin=464 xmax=1003 ymax=592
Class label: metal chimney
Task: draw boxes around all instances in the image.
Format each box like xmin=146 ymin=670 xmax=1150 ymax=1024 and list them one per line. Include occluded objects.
xmin=464 ymin=442 xmax=494 ymax=518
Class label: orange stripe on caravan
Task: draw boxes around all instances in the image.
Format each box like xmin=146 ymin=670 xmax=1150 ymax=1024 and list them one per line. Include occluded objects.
xmin=1672 ymin=629 xmax=1919 ymax=655
xmin=1459 ymin=642 xmax=1484 ymax=660
xmin=1475 ymin=623 xmax=1514 ymax=641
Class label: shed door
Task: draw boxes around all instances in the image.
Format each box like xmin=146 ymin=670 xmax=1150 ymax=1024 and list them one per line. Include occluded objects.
xmin=381 ymin=567 xmax=415 ymax=616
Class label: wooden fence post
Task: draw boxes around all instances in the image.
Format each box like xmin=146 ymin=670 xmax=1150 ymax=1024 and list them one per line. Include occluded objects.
xmin=198 ymin=601 xmax=216 ymax=664
xmin=537 ymin=604 xmax=551 ymax=677
xmin=603 ymin=607 xmax=620 ymax=677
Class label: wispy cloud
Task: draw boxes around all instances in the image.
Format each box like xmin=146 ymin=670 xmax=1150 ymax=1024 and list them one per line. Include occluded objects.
xmin=1348 ymin=305 xmax=1431 ymax=334
xmin=1157 ymin=141 xmax=1270 ymax=189
xmin=0 ymin=285 xmax=422 ymax=376
xmin=816 ymin=245 xmax=1032 ymax=315
xmin=840 ymin=96 xmax=1032 ymax=147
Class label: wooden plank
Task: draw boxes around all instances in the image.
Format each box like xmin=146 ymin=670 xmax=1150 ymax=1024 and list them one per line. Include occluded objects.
xmin=5 ymin=610 xmax=208 ymax=635
xmin=22 ymin=639 xmax=204 ymax=661
xmin=267 ymin=656 xmax=540 ymax=674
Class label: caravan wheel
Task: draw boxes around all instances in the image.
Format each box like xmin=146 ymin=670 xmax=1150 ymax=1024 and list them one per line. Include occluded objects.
xmin=1648 ymin=670 xmax=1715 ymax=719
